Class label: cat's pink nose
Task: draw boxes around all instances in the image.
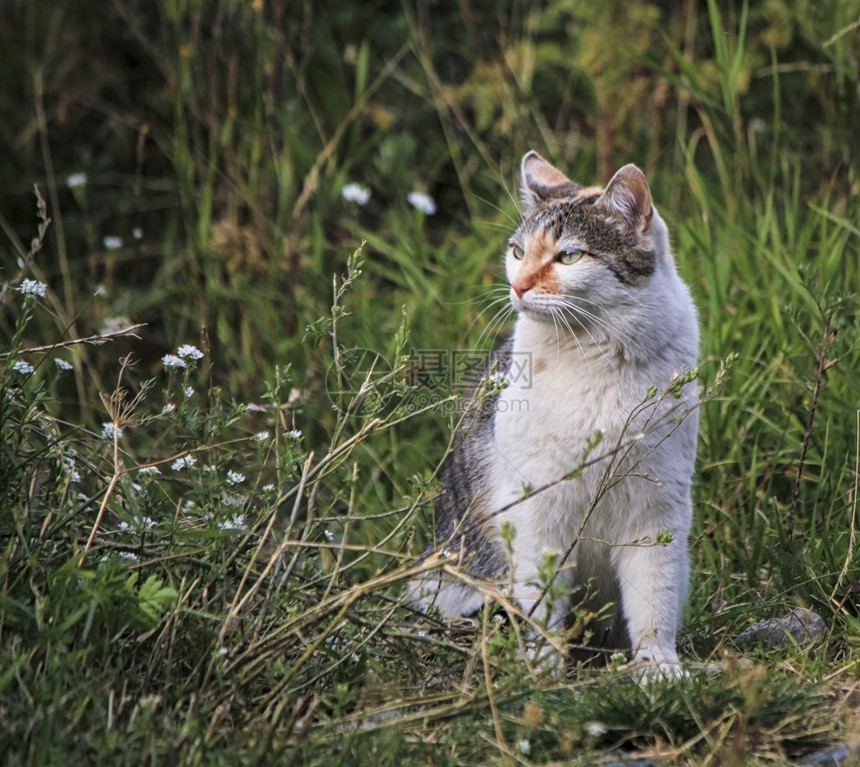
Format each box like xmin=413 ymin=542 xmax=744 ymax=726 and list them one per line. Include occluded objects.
xmin=512 ymin=282 xmax=528 ymax=299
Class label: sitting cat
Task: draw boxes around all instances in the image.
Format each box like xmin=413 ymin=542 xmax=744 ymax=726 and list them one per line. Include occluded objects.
xmin=412 ymin=152 xmax=699 ymax=676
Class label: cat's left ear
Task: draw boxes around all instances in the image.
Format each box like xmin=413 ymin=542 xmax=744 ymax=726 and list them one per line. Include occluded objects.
xmin=520 ymin=151 xmax=581 ymax=209
xmin=598 ymin=165 xmax=654 ymax=234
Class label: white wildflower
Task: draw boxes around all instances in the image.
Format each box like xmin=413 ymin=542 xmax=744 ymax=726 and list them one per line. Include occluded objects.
xmin=140 ymin=516 xmax=157 ymax=529
xmin=102 ymin=236 xmax=123 ymax=250
xmin=253 ymin=431 xmax=269 ymax=442
xmin=101 ymin=422 xmax=123 ymax=440
xmin=407 ymin=190 xmax=437 ymax=215
xmin=171 ymin=455 xmax=197 ymax=471
xmin=162 ymin=354 xmax=186 ymax=369
xmin=586 ymin=722 xmax=608 ymax=738
xmin=341 ymin=182 xmax=371 ymax=206
xmin=516 ymin=739 xmax=531 ymax=756
xmin=177 ymin=344 xmax=203 ymax=361
xmin=217 ymin=646 xmax=229 ymax=656
xmin=132 ymin=227 xmax=144 ymax=240
xmin=69 ymin=469 xmax=81 ymax=484
xmin=217 ymin=512 xmax=245 ymax=528
xmin=261 ymin=483 xmax=276 ymax=493
xmin=288 ymin=429 xmax=302 ymax=440
xmin=138 ymin=466 xmax=162 ymax=476
xmin=54 ymin=358 xmax=74 ymax=371
xmin=225 ymin=470 xmax=245 ymax=486
xmin=117 ymin=521 xmax=132 ymax=532
xmin=203 ymin=464 xmax=216 ymax=473
xmin=221 ymin=493 xmax=246 ymax=509
xmin=161 ymin=403 xmax=176 ymax=414
xmin=17 ymin=279 xmax=47 ymax=298
xmin=65 ymin=172 xmax=88 ymax=189
xmin=118 ymin=551 xmax=139 ymax=561
xmin=11 ymin=360 xmax=34 ymax=375
xmin=486 ymin=371 xmax=509 ymax=389
xmin=324 ymin=529 xmax=335 ymax=542
xmin=184 ymin=386 xmax=194 ymax=398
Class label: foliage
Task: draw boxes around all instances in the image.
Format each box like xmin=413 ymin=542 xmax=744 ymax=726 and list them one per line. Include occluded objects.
xmin=0 ymin=0 xmax=858 ymax=763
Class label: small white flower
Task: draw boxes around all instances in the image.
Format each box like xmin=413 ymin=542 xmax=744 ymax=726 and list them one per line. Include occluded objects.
xmin=118 ymin=551 xmax=139 ymax=561
xmin=171 ymin=455 xmax=197 ymax=471
xmin=117 ymin=521 xmax=132 ymax=532
xmin=141 ymin=516 xmax=157 ymax=529
xmin=586 ymin=722 xmax=608 ymax=738
xmin=407 ymin=190 xmax=437 ymax=215
xmin=161 ymin=403 xmax=176 ymax=414
xmin=203 ymin=464 xmax=216 ymax=473
xmin=486 ymin=371 xmax=509 ymax=389
xmin=289 ymin=429 xmax=302 ymax=440
xmin=516 ymin=739 xmax=531 ymax=756
xmin=101 ymin=422 xmax=123 ymax=440
xmin=225 ymin=470 xmax=245 ymax=486
xmin=18 ymin=279 xmax=47 ymax=298
xmin=69 ymin=470 xmax=81 ymax=484
xmin=102 ymin=235 xmax=123 ymax=250
xmin=184 ymin=386 xmax=194 ymax=398
xmin=65 ymin=172 xmax=88 ymax=189
xmin=11 ymin=360 xmax=34 ymax=375
xmin=324 ymin=529 xmax=335 ymax=542
xmin=217 ymin=512 xmax=245 ymax=528
xmin=253 ymin=431 xmax=269 ymax=442
xmin=221 ymin=493 xmax=246 ymax=509
xmin=54 ymin=358 xmax=74 ymax=371
xmin=177 ymin=344 xmax=203 ymax=361
xmin=341 ymin=182 xmax=371 ymax=206
xmin=162 ymin=354 xmax=186 ymax=369
xmin=138 ymin=466 xmax=162 ymax=476
xmin=217 ymin=646 xmax=229 ymax=656
xmin=132 ymin=227 xmax=144 ymax=240
xmin=262 ymin=483 xmax=276 ymax=493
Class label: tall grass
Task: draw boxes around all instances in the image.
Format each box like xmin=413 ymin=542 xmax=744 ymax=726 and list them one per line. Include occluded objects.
xmin=0 ymin=0 xmax=858 ymax=763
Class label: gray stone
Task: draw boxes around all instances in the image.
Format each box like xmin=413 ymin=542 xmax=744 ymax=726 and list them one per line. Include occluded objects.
xmin=735 ymin=608 xmax=827 ymax=648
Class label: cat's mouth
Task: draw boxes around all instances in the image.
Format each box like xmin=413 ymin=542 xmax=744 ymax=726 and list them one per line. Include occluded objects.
xmin=510 ymin=292 xmax=555 ymax=322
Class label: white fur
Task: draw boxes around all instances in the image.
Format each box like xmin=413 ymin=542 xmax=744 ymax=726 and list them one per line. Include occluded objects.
xmin=490 ymin=206 xmax=699 ymax=670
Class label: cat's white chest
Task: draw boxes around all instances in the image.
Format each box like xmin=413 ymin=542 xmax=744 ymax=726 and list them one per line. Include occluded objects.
xmin=495 ymin=338 xmax=624 ymax=472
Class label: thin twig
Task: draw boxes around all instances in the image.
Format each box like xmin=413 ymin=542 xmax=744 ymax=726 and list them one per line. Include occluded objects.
xmin=788 ymin=315 xmax=833 ymax=541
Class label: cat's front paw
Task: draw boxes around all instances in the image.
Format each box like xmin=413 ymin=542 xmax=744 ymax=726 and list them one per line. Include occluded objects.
xmin=632 ymin=660 xmax=688 ymax=685
xmin=629 ymin=647 xmax=687 ymax=684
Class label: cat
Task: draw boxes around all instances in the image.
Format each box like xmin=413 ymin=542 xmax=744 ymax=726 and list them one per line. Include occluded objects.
xmin=411 ymin=151 xmax=700 ymax=676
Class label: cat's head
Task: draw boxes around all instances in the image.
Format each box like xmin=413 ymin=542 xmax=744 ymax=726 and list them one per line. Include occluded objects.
xmin=507 ymin=151 xmax=669 ymax=326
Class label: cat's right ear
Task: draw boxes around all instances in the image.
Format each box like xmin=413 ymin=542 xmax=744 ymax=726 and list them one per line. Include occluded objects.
xmin=520 ymin=151 xmax=580 ymax=210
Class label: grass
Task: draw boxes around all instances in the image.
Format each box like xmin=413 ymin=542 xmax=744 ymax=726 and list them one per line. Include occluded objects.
xmin=0 ymin=0 xmax=858 ymax=764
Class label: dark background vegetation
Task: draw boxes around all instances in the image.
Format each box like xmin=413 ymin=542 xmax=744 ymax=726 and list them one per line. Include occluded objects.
xmin=0 ymin=0 xmax=858 ymax=763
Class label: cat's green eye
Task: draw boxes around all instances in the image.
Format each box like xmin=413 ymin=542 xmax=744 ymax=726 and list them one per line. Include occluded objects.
xmin=557 ymin=249 xmax=582 ymax=265
xmin=511 ymin=245 xmax=524 ymax=260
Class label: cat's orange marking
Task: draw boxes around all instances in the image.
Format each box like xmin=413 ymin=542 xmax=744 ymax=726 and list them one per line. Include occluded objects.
xmin=512 ymin=229 xmax=562 ymax=298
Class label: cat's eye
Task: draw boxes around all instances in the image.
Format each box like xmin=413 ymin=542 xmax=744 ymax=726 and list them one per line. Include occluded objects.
xmin=557 ymin=249 xmax=582 ymax=265
xmin=511 ymin=245 xmax=524 ymax=260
